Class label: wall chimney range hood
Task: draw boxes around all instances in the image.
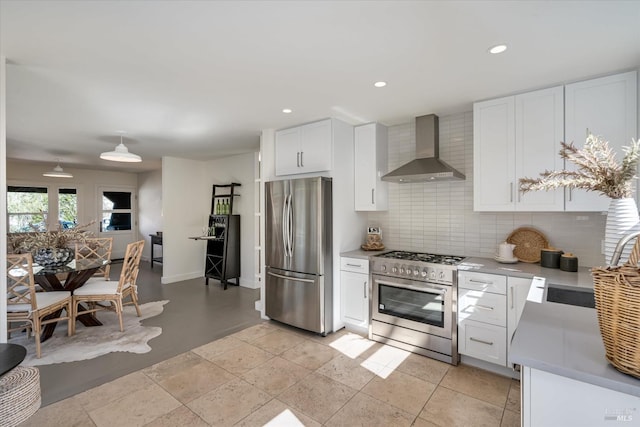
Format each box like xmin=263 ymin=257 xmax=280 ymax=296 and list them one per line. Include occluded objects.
xmin=382 ymin=114 xmax=465 ymax=183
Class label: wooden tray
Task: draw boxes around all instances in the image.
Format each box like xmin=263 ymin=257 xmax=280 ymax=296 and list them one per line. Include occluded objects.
xmin=506 ymin=227 xmax=549 ymax=263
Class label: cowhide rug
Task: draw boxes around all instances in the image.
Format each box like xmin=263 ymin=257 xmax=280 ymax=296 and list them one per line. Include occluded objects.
xmin=9 ymin=300 xmax=169 ymax=366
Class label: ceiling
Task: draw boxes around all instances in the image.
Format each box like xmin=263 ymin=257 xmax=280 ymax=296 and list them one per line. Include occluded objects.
xmin=1 ymin=1 xmax=639 ymax=173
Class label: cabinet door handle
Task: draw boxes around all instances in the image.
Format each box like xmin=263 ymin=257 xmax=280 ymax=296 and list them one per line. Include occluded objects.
xmin=510 ymin=286 xmax=514 ymax=309
xmin=470 ymin=337 xmax=494 ymax=346
xmin=371 ymin=188 xmax=375 ymax=204
xmin=364 ymin=281 xmax=367 ymax=299
xmin=510 ymin=182 xmax=514 ymax=203
xmin=568 ymin=187 xmax=572 ymax=202
xmin=296 ymin=152 xmax=300 ymax=167
xmin=469 ymin=279 xmax=493 ymax=285
xmin=300 ymin=151 xmax=304 ymax=167
xmin=475 ymin=304 xmax=494 ymax=311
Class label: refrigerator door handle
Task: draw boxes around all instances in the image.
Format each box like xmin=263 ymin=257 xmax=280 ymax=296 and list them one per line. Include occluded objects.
xmin=288 ymin=193 xmax=294 ymax=257
xmin=282 ymin=194 xmax=289 ymax=257
xmin=267 ymin=271 xmax=316 ymax=283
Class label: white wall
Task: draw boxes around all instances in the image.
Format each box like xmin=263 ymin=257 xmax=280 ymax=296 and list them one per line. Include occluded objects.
xmin=138 ymin=169 xmax=163 ymax=262
xmin=161 ymin=156 xmax=208 ymax=284
xmin=1 ymin=55 xmax=7 ymax=343
xmin=205 ymin=152 xmax=257 ymax=288
xmin=368 ymin=112 xmax=609 ymax=267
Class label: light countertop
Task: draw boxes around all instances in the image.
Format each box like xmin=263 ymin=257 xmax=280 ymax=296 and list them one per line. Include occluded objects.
xmin=510 ymin=288 xmax=640 ymax=397
xmin=341 ymin=250 xmax=594 ymax=287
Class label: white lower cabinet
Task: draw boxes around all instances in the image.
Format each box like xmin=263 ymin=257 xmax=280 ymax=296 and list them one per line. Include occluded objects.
xmin=340 ymin=257 xmax=369 ymax=333
xmin=458 ymin=271 xmax=532 ymax=368
xmin=458 ymin=320 xmax=507 ymax=366
xmin=507 ymin=276 xmax=533 ymax=364
xmin=458 ymin=271 xmax=507 ymax=366
xmin=523 ymin=366 xmax=640 ymax=427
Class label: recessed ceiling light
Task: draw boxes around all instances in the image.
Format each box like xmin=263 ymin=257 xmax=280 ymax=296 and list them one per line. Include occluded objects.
xmin=488 ymin=44 xmax=508 ymax=54
xmin=282 ymin=108 xmax=292 ymax=114
xmin=374 ymin=81 xmax=387 ymax=88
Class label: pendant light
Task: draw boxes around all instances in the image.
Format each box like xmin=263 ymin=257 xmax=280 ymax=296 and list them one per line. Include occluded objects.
xmin=43 ymin=162 xmax=73 ymax=178
xmin=100 ymin=135 xmax=142 ymax=162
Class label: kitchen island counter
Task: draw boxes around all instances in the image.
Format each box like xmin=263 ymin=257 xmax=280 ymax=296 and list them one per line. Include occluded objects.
xmin=511 ymin=289 xmax=640 ymax=398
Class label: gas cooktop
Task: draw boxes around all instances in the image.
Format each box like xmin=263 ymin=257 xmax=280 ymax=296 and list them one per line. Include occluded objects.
xmin=376 ymin=251 xmax=465 ymax=265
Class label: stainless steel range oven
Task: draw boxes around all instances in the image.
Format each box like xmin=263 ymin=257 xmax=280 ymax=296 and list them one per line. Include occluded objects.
xmin=369 ymin=251 xmax=464 ymax=365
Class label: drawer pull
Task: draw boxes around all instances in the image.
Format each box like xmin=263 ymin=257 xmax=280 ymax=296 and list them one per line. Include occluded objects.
xmin=469 ymin=279 xmax=493 ymax=285
xmin=475 ymin=304 xmax=494 ymax=311
xmin=470 ymin=337 xmax=494 ymax=346
xmin=346 ymin=263 xmax=362 ymax=268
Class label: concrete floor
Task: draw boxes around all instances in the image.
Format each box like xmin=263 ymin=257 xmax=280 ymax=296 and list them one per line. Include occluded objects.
xmin=36 ymin=261 xmax=262 ymax=406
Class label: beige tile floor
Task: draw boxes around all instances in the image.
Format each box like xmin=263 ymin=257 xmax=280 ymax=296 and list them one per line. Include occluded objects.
xmin=22 ymin=322 xmax=521 ymax=427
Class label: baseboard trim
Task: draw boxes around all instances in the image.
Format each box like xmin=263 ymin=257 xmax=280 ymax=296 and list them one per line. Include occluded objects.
xmin=460 ymin=354 xmax=520 ymax=379
xmin=161 ymin=271 xmax=203 ymax=284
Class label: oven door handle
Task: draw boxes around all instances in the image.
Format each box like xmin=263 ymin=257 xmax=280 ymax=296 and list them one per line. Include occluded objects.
xmin=375 ymin=279 xmax=447 ymax=295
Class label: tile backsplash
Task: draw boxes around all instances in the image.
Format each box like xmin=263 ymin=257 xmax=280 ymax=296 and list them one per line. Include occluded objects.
xmin=367 ymin=112 xmax=608 ymax=267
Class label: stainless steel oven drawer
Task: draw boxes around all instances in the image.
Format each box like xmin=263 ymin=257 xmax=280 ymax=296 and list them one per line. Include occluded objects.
xmin=370 ymin=319 xmax=457 ymax=364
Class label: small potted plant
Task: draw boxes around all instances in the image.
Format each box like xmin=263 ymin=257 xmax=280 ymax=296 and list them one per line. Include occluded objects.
xmin=519 ymin=132 xmax=640 ymax=265
xmin=8 ymin=221 xmax=96 ymax=267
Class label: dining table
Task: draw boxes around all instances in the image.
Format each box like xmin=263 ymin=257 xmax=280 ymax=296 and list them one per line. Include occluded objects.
xmin=33 ymin=258 xmax=109 ymax=341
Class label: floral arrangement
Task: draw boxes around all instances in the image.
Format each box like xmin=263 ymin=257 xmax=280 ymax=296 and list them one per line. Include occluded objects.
xmin=519 ymin=133 xmax=640 ymax=199
xmin=8 ymin=221 xmax=96 ymax=254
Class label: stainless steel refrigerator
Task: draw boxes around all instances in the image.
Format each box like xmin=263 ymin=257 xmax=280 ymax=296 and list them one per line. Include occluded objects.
xmin=265 ymin=177 xmax=332 ymax=335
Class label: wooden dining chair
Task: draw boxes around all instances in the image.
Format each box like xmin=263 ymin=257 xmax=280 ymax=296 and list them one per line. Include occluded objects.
xmin=6 ymin=253 xmax=73 ymax=358
xmin=75 ymin=237 xmax=113 ymax=281
xmin=71 ymin=240 xmax=145 ymax=334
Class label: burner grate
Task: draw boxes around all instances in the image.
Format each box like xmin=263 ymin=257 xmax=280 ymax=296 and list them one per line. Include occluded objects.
xmin=377 ymin=251 xmax=464 ymax=265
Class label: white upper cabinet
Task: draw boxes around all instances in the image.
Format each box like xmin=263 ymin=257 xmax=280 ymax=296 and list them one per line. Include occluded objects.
xmin=275 ymin=119 xmax=333 ymax=176
xmin=354 ymin=123 xmax=388 ymax=211
xmin=474 ymin=86 xmax=564 ymax=211
xmin=515 ymin=87 xmax=565 ymax=211
xmin=564 ymin=71 xmax=638 ymax=211
xmin=474 ymin=96 xmax=516 ymax=211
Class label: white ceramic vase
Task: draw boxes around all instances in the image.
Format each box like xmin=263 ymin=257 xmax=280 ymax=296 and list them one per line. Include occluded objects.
xmin=604 ymin=198 xmax=640 ymax=265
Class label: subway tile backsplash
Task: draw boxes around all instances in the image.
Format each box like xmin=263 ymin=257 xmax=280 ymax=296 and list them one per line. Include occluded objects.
xmin=367 ymin=112 xmax=608 ymax=267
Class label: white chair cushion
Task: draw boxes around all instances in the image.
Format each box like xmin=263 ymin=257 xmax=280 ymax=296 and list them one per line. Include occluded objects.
xmin=7 ymin=303 xmax=31 ymax=313
xmin=84 ymin=276 xmax=110 ymax=284
xmin=34 ymin=291 xmax=71 ymax=310
xmin=8 ymin=291 xmax=71 ymax=312
xmin=73 ymin=281 xmax=127 ymax=296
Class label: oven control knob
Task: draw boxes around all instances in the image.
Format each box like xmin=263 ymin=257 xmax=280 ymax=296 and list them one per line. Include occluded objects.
xmin=439 ymin=271 xmax=446 ymax=280
xmin=421 ymin=269 xmax=428 ymax=278
xmin=406 ymin=267 xmax=412 ymax=276
xmin=413 ymin=269 xmax=419 ymax=277
xmin=381 ymin=265 xmax=387 ymax=272
xmin=392 ymin=265 xmax=398 ymax=273
xmin=429 ymin=270 xmax=436 ymax=280
xmin=400 ymin=265 xmax=406 ymax=274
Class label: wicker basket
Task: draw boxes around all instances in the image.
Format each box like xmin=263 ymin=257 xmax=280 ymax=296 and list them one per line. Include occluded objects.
xmin=0 ymin=366 xmax=41 ymax=427
xmin=592 ymin=237 xmax=640 ymax=379
xmin=506 ymin=227 xmax=549 ymax=263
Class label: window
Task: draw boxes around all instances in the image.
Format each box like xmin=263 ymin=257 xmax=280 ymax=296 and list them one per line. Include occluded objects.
xmin=7 ymin=186 xmax=49 ymax=232
xmin=58 ymin=188 xmax=78 ymax=229
xmin=101 ymin=191 xmax=132 ymax=232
